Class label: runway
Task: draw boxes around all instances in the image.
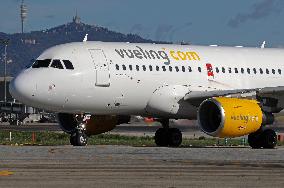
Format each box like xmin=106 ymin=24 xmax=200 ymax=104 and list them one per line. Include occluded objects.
xmin=0 ymin=145 xmax=284 ymax=188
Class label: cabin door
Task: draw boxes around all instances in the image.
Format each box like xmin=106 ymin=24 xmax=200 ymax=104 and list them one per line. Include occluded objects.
xmin=88 ymin=49 xmax=110 ymax=87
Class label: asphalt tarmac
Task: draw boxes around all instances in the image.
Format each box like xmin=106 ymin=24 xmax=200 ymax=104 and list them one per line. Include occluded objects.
xmin=1 ymin=122 xmax=284 ymax=138
xmin=0 ymin=145 xmax=284 ymax=188
xmin=0 ymin=122 xmax=207 ymax=138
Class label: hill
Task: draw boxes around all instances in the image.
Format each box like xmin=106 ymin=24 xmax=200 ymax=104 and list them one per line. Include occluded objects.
xmin=0 ymin=21 xmax=167 ymax=76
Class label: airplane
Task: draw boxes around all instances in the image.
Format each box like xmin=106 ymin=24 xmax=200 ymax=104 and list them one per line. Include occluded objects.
xmin=9 ymin=40 xmax=284 ymax=148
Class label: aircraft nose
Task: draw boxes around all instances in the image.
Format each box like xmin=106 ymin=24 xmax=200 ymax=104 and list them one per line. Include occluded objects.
xmin=9 ymin=72 xmax=36 ymax=104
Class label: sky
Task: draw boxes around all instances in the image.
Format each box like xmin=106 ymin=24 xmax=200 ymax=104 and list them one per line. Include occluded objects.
xmin=1 ymin=0 xmax=284 ymax=47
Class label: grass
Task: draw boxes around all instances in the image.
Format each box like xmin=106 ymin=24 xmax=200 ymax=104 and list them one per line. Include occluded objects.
xmin=0 ymin=131 xmax=283 ymax=147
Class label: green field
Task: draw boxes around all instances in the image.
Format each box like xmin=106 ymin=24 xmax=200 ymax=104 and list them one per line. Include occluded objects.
xmin=0 ymin=131 xmax=283 ymax=147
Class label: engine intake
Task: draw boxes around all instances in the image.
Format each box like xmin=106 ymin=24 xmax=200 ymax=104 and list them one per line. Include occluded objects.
xmin=198 ymin=97 xmax=266 ymax=138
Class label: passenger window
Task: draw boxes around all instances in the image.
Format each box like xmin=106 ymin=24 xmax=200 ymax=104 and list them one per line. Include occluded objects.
xmin=116 ymin=64 xmax=119 ymax=70
xmin=222 ymin=67 xmax=225 ymax=73
xmin=182 ymin=66 xmax=185 ymax=72
xmin=234 ymin=68 xmax=238 ymax=73
xmin=198 ymin=67 xmax=202 ymax=72
xmin=169 ymin=66 xmax=173 ymax=72
xmin=175 ymin=66 xmax=179 ymax=72
xmin=122 ymin=65 xmax=126 ymax=70
xmin=272 ymin=69 xmax=275 ymax=74
xmin=228 ymin=68 xmax=232 ymax=73
xmin=266 ymin=69 xmax=269 ymax=74
xmin=129 ymin=65 xmax=133 ymax=71
xmin=278 ymin=69 xmax=282 ymax=74
xmin=149 ymin=65 xmax=153 ymax=71
xmin=136 ymin=65 xmax=139 ymax=71
xmin=156 ymin=66 xmax=159 ymax=71
xmin=162 ymin=66 xmax=166 ymax=71
xmin=241 ymin=68 xmax=244 ymax=74
xmin=253 ymin=68 xmax=257 ymax=74
xmin=63 ymin=60 xmax=74 ymax=70
xmin=32 ymin=59 xmax=51 ymax=68
xmin=142 ymin=65 xmax=146 ymax=71
xmin=188 ymin=66 xmax=192 ymax=72
xmin=260 ymin=68 xmax=263 ymax=74
xmin=247 ymin=68 xmax=250 ymax=74
xmin=216 ymin=67 xmax=219 ymax=73
xmin=51 ymin=59 xmax=64 ymax=69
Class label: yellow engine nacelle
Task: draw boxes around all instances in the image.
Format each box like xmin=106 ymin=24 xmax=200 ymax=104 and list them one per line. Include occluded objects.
xmin=198 ymin=97 xmax=264 ymax=138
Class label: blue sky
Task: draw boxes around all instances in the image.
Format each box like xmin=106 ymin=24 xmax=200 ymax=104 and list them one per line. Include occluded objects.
xmin=1 ymin=0 xmax=284 ymax=47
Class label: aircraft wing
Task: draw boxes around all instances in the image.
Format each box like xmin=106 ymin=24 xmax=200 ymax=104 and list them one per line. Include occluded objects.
xmin=257 ymin=86 xmax=284 ymax=96
xmin=184 ymin=86 xmax=284 ymax=107
xmin=184 ymin=89 xmax=256 ymax=106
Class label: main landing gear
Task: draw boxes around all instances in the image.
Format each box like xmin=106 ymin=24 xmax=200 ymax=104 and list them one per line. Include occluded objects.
xmin=154 ymin=119 xmax=182 ymax=147
xmin=70 ymin=116 xmax=88 ymax=146
xmin=248 ymin=128 xmax=277 ymax=149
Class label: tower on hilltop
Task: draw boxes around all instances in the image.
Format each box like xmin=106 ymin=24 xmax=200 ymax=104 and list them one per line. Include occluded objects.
xmin=20 ymin=0 xmax=28 ymax=34
xmin=72 ymin=10 xmax=81 ymax=24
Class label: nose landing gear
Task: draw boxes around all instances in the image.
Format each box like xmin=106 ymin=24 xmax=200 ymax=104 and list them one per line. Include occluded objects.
xmin=70 ymin=116 xmax=88 ymax=146
xmin=70 ymin=125 xmax=88 ymax=146
xmin=154 ymin=119 xmax=182 ymax=147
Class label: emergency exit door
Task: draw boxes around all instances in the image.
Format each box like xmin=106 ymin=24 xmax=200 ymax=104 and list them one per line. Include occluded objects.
xmin=206 ymin=63 xmax=214 ymax=80
xmin=88 ymin=49 xmax=110 ymax=87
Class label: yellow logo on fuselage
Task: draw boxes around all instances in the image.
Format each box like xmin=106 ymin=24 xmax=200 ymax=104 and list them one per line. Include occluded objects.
xmin=115 ymin=46 xmax=201 ymax=65
xmin=169 ymin=50 xmax=201 ymax=61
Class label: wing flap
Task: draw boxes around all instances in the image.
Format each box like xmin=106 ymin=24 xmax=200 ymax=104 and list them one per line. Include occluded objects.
xmin=257 ymin=86 xmax=284 ymax=96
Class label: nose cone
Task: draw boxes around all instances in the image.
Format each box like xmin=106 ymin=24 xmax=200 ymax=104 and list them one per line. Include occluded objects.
xmin=9 ymin=71 xmax=36 ymax=105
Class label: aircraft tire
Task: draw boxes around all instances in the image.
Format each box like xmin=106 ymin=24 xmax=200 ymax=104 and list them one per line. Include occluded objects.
xmin=248 ymin=131 xmax=262 ymax=149
xmin=70 ymin=131 xmax=87 ymax=146
xmin=168 ymin=128 xmax=182 ymax=147
xmin=261 ymin=129 xmax=277 ymax=149
xmin=70 ymin=134 xmax=76 ymax=146
xmin=154 ymin=128 xmax=169 ymax=147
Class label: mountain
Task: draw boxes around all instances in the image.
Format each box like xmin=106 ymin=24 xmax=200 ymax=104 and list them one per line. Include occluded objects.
xmin=0 ymin=21 xmax=168 ymax=76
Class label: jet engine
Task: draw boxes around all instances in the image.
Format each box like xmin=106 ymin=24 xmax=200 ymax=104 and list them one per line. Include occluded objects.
xmin=57 ymin=113 xmax=130 ymax=136
xmin=197 ymin=97 xmax=274 ymax=138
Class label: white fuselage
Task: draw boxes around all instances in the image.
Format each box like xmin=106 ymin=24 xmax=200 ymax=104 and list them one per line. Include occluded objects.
xmin=9 ymin=42 xmax=284 ymax=119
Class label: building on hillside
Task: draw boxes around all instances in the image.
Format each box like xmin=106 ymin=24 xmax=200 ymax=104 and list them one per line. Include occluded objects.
xmin=73 ymin=10 xmax=81 ymax=24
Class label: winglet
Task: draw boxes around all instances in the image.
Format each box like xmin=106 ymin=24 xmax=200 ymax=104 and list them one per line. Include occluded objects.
xmin=83 ymin=34 xmax=88 ymax=42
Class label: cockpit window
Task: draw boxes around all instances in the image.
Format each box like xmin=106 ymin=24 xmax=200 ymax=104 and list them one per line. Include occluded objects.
xmin=32 ymin=59 xmax=51 ymax=68
xmin=50 ymin=59 xmax=64 ymax=69
xmin=63 ymin=60 xmax=74 ymax=70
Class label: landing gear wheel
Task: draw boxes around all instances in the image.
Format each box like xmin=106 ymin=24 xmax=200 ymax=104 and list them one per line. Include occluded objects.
xmin=154 ymin=128 xmax=169 ymax=147
xmin=168 ymin=128 xmax=182 ymax=147
xmin=70 ymin=131 xmax=88 ymax=146
xmin=262 ymin=129 xmax=277 ymax=149
xmin=70 ymin=134 xmax=76 ymax=146
xmin=76 ymin=132 xmax=87 ymax=146
xmin=154 ymin=128 xmax=183 ymax=147
xmin=248 ymin=129 xmax=277 ymax=149
xmin=248 ymin=131 xmax=262 ymax=149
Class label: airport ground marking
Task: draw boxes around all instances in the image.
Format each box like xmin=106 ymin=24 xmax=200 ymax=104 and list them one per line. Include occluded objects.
xmin=0 ymin=170 xmax=14 ymax=176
